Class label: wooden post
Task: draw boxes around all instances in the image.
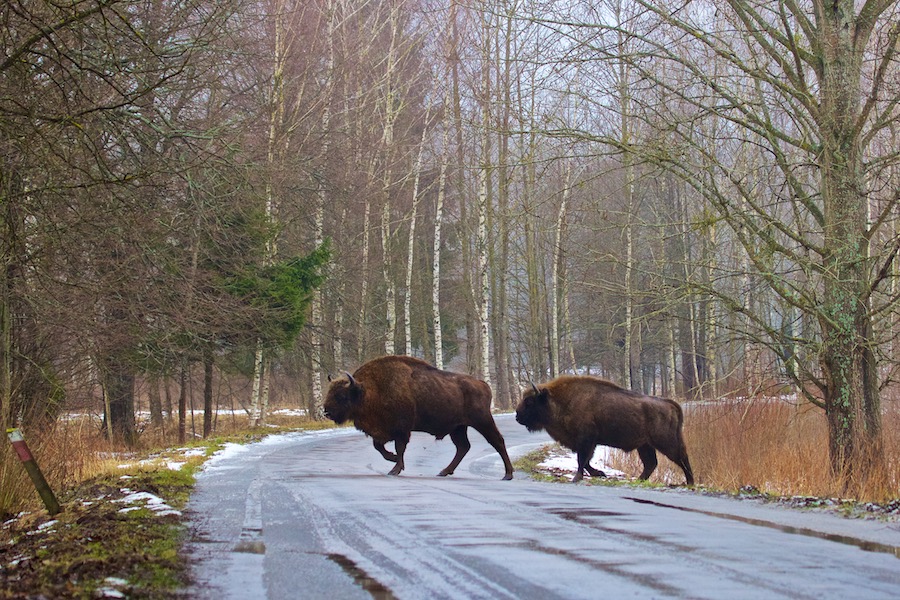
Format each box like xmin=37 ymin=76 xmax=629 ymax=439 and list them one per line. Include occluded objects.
xmin=7 ymin=428 xmax=60 ymax=515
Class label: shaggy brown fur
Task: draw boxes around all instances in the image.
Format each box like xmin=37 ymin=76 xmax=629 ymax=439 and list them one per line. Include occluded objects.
xmin=324 ymin=355 xmax=514 ymax=480
xmin=516 ymin=375 xmax=693 ymax=484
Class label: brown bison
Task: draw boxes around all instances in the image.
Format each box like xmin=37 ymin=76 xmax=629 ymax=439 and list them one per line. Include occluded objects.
xmin=324 ymin=355 xmax=514 ymax=480
xmin=516 ymin=375 xmax=694 ymax=485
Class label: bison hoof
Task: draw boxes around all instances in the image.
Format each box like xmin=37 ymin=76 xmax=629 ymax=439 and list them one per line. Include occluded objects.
xmin=437 ymin=469 xmax=453 ymax=477
xmin=387 ymin=466 xmax=403 ymax=476
xmin=502 ymin=473 xmax=513 ymax=481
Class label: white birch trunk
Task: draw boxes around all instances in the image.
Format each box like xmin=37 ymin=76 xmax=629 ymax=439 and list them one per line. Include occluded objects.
xmin=667 ymin=315 xmax=677 ymax=396
xmin=380 ymin=3 xmax=400 ymax=356
xmin=404 ymin=112 xmax=430 ymax=356
xmin=550 ymin=160 xmax=572 ymax=378
xmin=334 ymin=210 xmax=346 ymax=368
xmin=310 ymin=0 xmax=335 ymax=416
xmin=249 ymin=344 xmax=264 ymax=427
xmin=705 ymin=219 xmax=718 ymax=399
xmin=477 ymin=169 xmax=491 ymax=391
xmin=382 ymin=203 xmax=396 ymax=355
xmin=432 ymin=95 xmax=451 ymax=370
xmin=259 ymin=355 xmax=271 ymax=426
xmin=477 ymin=11 xmax=492 ymax=393
xmin=358 ymin=193 xmax=371 ymax=361
xmin=251 ymin=0 xmax=286 ymax=426
xmin=618 ymin=16 xmax=635 ymax=390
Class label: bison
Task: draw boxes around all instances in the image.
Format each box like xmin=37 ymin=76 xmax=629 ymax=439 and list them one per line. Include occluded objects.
xmin=515 ymin=375 xmax=694 ymax=485
xmin=323 ymin=355 xmax=514 ymax=480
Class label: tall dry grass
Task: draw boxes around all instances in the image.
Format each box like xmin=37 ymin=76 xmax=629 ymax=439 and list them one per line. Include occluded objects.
xmin=1 ymin=418 xmax=110 ymax=518
xmin=608 ymin=399 xmax=900 ymax=502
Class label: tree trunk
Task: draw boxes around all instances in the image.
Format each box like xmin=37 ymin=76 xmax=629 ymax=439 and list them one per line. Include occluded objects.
xmin=432 ymin=89 xmax=450 ymax=370
xmin=178 ymin=360 xmax=187 ymax=444
xmin=816 ymin=0 xmax=885 ymax=490
xmin=103 ymin=355 xmax=137 ymax=446
xmin=310 ymin=0 xmax=336 ymax=419
xmin=449 ymin=0 xmax=478 ymax=374
xmin=618 ymin=20 xmax=637 ymax=391
xmin=380 ymin=2 xmax=401 ymax=357
xmin=551 ymin=161 xmax=572 ymax=379
xmin=404 ymin=110 xmax=430 ymax=356
xmin=148 ymin=376 xmax=163 ymax=428
xmin=248 ymin=342 xmax=264 ymax=427
xmin=0 ymin=261 xmax=12 ymax=432
xmin=203 ymin=350 xmax=213 ymax=438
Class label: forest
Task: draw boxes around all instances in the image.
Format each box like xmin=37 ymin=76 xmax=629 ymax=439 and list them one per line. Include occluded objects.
xmin=2 ymin=0 xmax=899 ymax=494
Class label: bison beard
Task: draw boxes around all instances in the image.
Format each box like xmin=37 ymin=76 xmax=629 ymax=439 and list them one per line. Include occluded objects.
xmin=323 ymin=355 xmax=514 ymax=480
xmin=516 ymin=376 xmax=694 ymax=485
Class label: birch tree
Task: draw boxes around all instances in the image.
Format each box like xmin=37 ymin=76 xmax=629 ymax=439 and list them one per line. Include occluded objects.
xmin=403 ymin=106 xmax=432 ymax=355
xmin=249 ymin=0 xmax=289 ymax=427
xmin=309 ymin=0 xmax=337 ymax=418
xmin=550 ymin=160 xmax=573 ymax=378
xmin=432 ymin=85 xmax=451 ymax=369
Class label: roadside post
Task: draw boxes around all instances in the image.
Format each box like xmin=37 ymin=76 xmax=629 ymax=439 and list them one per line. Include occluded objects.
xmin=6 ymin=428 xmax=61 ymax=516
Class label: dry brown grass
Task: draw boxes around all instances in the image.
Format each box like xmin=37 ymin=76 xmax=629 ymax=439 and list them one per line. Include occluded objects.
xmin=606 ymin=399 xmax=900 ymax=502
xmin=2 ymin=418 xmax=109 ymax=518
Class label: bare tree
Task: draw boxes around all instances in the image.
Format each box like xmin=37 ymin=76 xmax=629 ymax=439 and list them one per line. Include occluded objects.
xmin=527 ymin=0 xmax=899 ymax=490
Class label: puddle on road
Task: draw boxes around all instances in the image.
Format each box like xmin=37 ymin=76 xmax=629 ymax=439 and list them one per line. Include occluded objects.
xmin=233 ymin=527 xmax=266 ymax=554
xmin=233 ymin=540 xmax=266 ymax=554
xmin=552 ymin=508 xmax=627 ymax=521
xmin=626 ymin=497 xmax=900 ymax=558
xmin=327 ymin=553 xmax=396 ymax=599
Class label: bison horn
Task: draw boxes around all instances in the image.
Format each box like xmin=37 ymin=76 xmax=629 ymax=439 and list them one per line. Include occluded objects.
xmin=530 ymin=381 xmax=539 ymax=395
xmin=344 ymin=371 xmax=357 ymax=387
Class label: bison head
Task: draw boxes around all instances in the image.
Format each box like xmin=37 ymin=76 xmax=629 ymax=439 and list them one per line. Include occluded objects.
xmin=515 ymin=382 xmax=551 ymax=432
xmin=323 ymin=372 xmax=364 ymax=424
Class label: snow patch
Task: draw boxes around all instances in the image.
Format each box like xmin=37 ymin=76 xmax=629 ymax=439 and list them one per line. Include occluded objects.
xmin=116 ymin=446 xmax=207 ymax=472
xmin=114 ymin=491 xmax=182 ymax=517
xmin=96 ymin=577 xmax=129 ymax=598
xmin=537 ymin=447 xmax=626 ymax=480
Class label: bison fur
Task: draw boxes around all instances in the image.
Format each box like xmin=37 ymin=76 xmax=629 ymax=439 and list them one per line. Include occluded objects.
xmin=324 ymin=355 xmax=514 ymax=480
xmin=516 ymin=375 xmax=693 ymax=485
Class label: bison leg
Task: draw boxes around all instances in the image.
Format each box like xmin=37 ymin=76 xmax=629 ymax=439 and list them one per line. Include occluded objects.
xmin=584 ymin=463 xmax=606 ymax=478
xmin=471 ymin=421 xmax=514 ymax=480
xmin=658 ymin=441 xmax=695 ymax=486
xmin=438 ymin=426 xmax=471 ymax=477
xmin=677 ymin=452 xmax=695 ymax=486
xmin=387 ymin=435 xmax=409 ymax=476
xmin=574 ymin=446 xmax=598 ymax=482
xmin=637 ymin=444 xmax=658 ymax=480
xmin=374 ymin=441 xmax=399 ymax=463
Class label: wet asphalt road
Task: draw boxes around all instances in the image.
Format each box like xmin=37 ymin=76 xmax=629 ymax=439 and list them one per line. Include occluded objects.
xmin=183 ymin=414 xmax=900 ymax=599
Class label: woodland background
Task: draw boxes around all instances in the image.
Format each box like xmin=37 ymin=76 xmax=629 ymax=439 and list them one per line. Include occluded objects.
xmin=2 ymin=0 xmax=899 ymax=492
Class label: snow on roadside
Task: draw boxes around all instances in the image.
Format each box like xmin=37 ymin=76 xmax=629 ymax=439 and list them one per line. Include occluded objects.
xmin=117 ymin=447 xmax=207 ymax=472
xmin=114 ymin=490 xmax=182 ymax=517
xmin=536 ymin=445 xmax=627 ymax=480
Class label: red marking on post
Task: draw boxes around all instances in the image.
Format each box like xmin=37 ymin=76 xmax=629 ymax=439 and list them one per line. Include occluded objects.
xmin=11 ymin=440 xmax=33 ymax=463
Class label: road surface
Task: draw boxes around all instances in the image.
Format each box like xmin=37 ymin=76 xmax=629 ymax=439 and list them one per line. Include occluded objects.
xmin=184 ymin=414 xmax=900 ymax=599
